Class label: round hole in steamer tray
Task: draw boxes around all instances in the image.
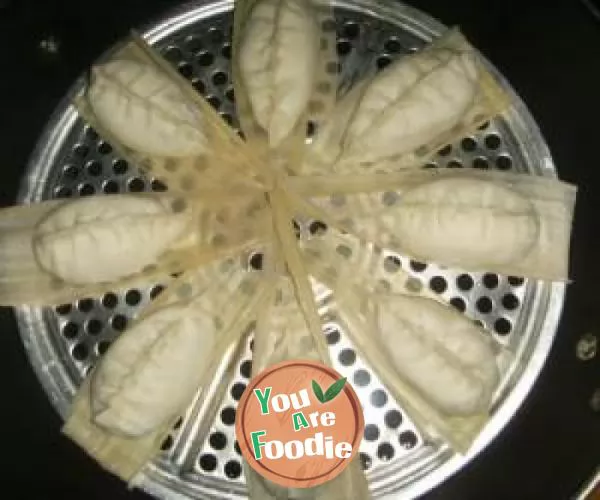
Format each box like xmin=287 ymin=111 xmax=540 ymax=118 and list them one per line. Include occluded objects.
xmin=209 ymin=432 xmax=227 ymax=451
xmin=353 ymin=369 xmax=371 ymax=387
xmin=376 ymin=55 xmax=392 ymax=70
xmin=437 ymin=144 xmax=452 ymax=156
xmin=461 ymin=137 xmax=477 ymax=152
xmin=199 ymin=454 xmax=218 ymax=472
xmin=484 ymin=134 xmax=502 ymax=150
xmin=326 ymin=327 xmax=341 ymax=345
xmin=224 ymin=460 xmax=242 ymax=479
xmin=54 ymin=186 xmax=72 ymax=199
xmin=364 ymin=424 xmax=380 ymax=441
xmin=84 ymin=126 xmax=98 ymax=141
xmin=494 ymin=317 xmax=513 ymax=335
xmin=103 ymin=180 xmax=119 ymax=194
xmin=248 ymin=252 xmax=263 ymax=271
xmin=178 ymin=62 xmax=194 ymax=79
xmin=240 ymin=360 xmax=252 ymax=379
xmin=62 ymin=321 xmax=79 ymax=340
xmin=221 ymin=43 xmax=231 ymax=60
xmin=473 ymin=157 xmax=490 ymax=169
xmin=206 ymin=95 xmax=221 ymax=110
xmin=55 ymin=304 xmax=72 ymax=316
xmin=429 ymin=276 xmax=447 ymax=294
xmin=384 ymin=37 xmax=402 ymax=53
xmin=450 ymin=297 xmax=467 ymax=313
xmin=85 ymin=319 xmax=103 ymax=336
xmin=483 ymin=273 xmax=499 ymax=289
xmin=508 ymin=276 xmax=525 ymax=287
xmin=496 ymin=154 xmax=513 ymax=170
xmin=112 ymin=159 xmax=128 ymax=176
xmin=337 ymin=39 xmax=352 ymax=56
xmin=128 ymin=177 xmax=145 ymax=192
xmin=197 ymin=51 xmax=215 ymax=66
xmin=193 ymin=78 xmax=206 ymax=95
xmin=502 ymin=293 xmax=520 ymax=310
xmin=79 ymin=183 xmax=95 ymax=196
xmin=97 ymin=141 xmax=112 ymax=155
xmin=151 ymin=179 xmax=167 ymax=192
xmin=149 ymin=285 xmax=165 ymax=300
xmin=72 ymin=143 xmax=89 ymax=158
xmin=476 ymin=296 xmax=494 ymax=314
xmin=77 ymin=298 xmax=94 ymax=313
xmin=111 ymin=314 xmax=128 ymax=332
xmin=163 ymin=45 xmax=183 ymax=61
xmin=230 ymin=383 xmax=246 ymax=401
xmin=410 ymin=260 xmax=427 ymax=272
xmin=125 ymin=289 xmax=142 ymax=306
xmin=220 ymin=407 xmax=236 ymax=426
xmin=62 ymin=164 xmax=79 ymax=180
xmin=457 ymin=274 xmax=474 ymax=291
xmin=385 ymin=409 xmax=403 ymax=429
xmin=384 ymin=255 xmax=402 ymax=272
xmin=185 ymin=36 xmax=203 ymax=54
xmin=338 ymin=348 xmax=356 ymax=366
xmin=371 ymin=389 xmax=388 ymax=408
xmin=161 ymin=435 xmax=174 ymax=451
xmin=101 ymin=293 xmax=118 ymax=309
xmin=96 ymin=340 xmax=111 ymax=356
xmin=377 ymin=442 xmax=395 ymax=462
xmin=71 ymin=342 xmax=88 ymax=361
xmin=212 ymin=71 xmax=228 ymax=87
xmin=399 ymin=430 xmax=418 ymax=450
xmin=360 ymin=452 xmax=372 ymax=471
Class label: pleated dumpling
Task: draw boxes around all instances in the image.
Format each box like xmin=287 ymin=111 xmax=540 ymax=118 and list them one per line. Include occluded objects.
xmin=33 ymin=195 xmax=193 ymax=285
xmin=393 ymin=177 xmax=539 ymax=268
xmin=337 ymin=48 xmax=478 ymax=165
xmin=91 ymin=305 xmax=214 ymax=436
xmin=88 ymin=59 xmax=207 ymax=157
xmin=238 ymin=0 xmax=320 ymax=147
xmin=376 ymin=294 xmax=500 ymax=416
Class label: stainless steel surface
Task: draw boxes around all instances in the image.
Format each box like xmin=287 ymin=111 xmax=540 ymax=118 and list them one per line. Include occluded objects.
xmin=15 ymin=0 xmax=566 ymax=498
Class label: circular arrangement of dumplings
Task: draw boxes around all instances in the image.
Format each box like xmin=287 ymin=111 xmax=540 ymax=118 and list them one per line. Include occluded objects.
xmin=0 ymin=0 xmax=576 ymax=497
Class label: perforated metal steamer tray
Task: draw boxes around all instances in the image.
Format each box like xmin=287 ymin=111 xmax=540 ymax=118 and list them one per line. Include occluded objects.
xmin=15 ymin=0 xmax=565 ymax=498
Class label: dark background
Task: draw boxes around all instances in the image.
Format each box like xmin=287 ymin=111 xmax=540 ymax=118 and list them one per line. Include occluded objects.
xmin=0 ymin=0 xmax=599 ymax=498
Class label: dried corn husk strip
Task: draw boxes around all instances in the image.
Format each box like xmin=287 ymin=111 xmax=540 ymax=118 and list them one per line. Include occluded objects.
xmin=0 ymin=192 xmax=267 ymax=305
xmin=336 ymin=291 xmax=487 ymax=453
xmin=305 ymin=27 xmax=510 ymax=175
xmin=77 ymin=34 xmax=269 ymax=195
xmin=303 ymin=169 xmax=577 ymax=281
xmin=232 ymin=0 xmax=337 ymax=172
xmin=270 ymin=185 xmax=331 ymax=364
xmin=300 ymin=227 xmax=440 ymax=302
xmin=244 ymin=454 xmax=369 ymax=500
xmin=247 ymin=275 xmax=370 ymax=497
xmin=63 ymin=252 xmax=269 ymax=481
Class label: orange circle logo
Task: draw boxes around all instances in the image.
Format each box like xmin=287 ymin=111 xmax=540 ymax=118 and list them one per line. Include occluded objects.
xmin=236 ymin=359 xmax=364 ymax=488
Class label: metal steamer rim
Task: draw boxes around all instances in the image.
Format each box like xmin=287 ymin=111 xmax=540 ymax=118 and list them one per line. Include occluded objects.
xmin=15 ymin=0 xmax=565 ymax=499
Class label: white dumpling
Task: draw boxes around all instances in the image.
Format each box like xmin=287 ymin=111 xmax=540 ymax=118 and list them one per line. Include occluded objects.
xmin=393 ymin=177 xmax=539 ymax=268
xmin=91 ymin=306 xmax=214 ymax=436
xmin=378 ymin=295 xmax=500 ymax=415
xmin=239 ymin=0 xmax=319 ymax=147
xmin=33 ymin=195 xmax=192 ymax=284
xmin=88 ymin=59 xmax=206 ymax=157
xmin=340 ymin=49 xmax=478 ymax=164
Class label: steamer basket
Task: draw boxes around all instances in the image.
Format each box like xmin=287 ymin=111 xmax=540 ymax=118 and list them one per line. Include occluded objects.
xmin=15 ymin=0 xmax=565 ymax=498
